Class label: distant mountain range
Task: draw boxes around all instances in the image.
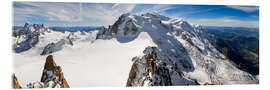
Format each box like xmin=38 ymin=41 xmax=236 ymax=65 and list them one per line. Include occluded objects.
xmin=13 ymin=26 xmax=101 ymax=32
xmin=13 ymin=25 xmax=258 ymax=32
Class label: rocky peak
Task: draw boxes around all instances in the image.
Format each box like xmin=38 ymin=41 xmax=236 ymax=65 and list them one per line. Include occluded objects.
xmin=40 ymin=55 xmax=70 ymax=88
xmin=96 ymin=13 xmax=139 ymax=39
xmin=23 ymin=23 xmax=48 ymax=35
xmin=12 ymin=74 xmax=22 ymax=89
xmin=111 ymin=13 xmax=133 ymax=34
xmin=13 ymin=55 xmax=70 ymax=88
xmin=43 ymin=55 xmax=57 ymax=70
xmin=40 ymin=43 xmax=56 ymax=55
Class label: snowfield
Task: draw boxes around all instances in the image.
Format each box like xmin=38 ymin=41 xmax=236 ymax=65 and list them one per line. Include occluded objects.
xmin=13 ymin=32 xmax=156 ymax=87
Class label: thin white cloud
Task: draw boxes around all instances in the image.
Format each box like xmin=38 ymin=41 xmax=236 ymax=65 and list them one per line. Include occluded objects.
xmin=14 ymin=2 xmax=82 ymax=22
xmin=139 ymin=4 xmax=174 ymax=14
xmin=13 ymin=2 xmax=136 ymax=26
xmin=226 ymin=5 xmax=259 ymax=13
xmin=14 ymin=2 xmax=258 ymax=27
xmin=186 ymin=17 xmax=258 ymax=28
xmin=80 ymin=3 xmax=136 ymax=25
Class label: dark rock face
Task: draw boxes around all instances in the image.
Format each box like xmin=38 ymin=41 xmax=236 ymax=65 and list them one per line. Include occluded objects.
xmin=111 ymin=13 xmax=130 ymax=34
xmin=12 ymin=74 xmax=22 ymax=89
xmin=126 ymin=46 xmax=198 ymax=86
xmin=40 ymin=39 xmax=67 ymax=55
xmin=40 ymin=43 xmax=55 ymax=55
xmin=96 ymin=26 xmax=113 ymax=39
xmin=96 ymin=13 xmax=138 ymax=40
xmin=123 ymin=19 xmax=138 ymax=36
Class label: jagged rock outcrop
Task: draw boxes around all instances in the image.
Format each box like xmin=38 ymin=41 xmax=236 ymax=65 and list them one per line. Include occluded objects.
xmin=126 ymin=46 xmax=198 ymax=86
xmin=40 ymin=43 xmax=56 ymax=55
xmin=12 ymin=74 xmax=22 ymax=89
xmin=96 ymin=13 xmax=139 ymax=39
xmin=96 ymin=26 xmax=113 ymax=39
xmin=40 ymin=55 xmax=70 ymax=88
xmin=13 ymin=55 xmax=70 ymax=88
xmin=40 ymin=39 xmax=67 ymax=55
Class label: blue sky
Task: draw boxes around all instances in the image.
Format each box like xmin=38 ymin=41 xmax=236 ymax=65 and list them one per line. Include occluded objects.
xmin=13 ymin=2 xmax=259 ymax=28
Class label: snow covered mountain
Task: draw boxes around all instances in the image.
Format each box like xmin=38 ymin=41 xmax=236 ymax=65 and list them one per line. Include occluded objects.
xmin=13 ymin=23 xmax=49 ymax=53
xmin=12 ymin=13 xmax=258 ymax=87
xmin=13 ymin=23 xmax=97 ymax=55
xmin=96 ymin=13 xmax=258 ymax=85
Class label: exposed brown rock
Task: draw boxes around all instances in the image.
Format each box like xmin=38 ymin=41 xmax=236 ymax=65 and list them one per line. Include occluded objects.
xmin=40 ymin=55 xmax=70 ymax=88
xmin=12 ymin=74 xmax=22 ymax=89
xmin=126 ymin=63 xmax=138 ymax=86
xmin=12 ymin=55 xmax=70 ymax=89
xmin=56 ymin=66 xmax=70 ymax=88
xmin=146 ymin=53 xmax=155 ymax=75
xmin=43 ymin=55 xmax=56 ymax=70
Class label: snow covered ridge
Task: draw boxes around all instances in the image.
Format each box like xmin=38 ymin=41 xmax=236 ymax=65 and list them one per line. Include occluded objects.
xmin=95 ymin=13 xmax=258 ymax=85
xmin=13 ymin=23 xmax=97 ymax=55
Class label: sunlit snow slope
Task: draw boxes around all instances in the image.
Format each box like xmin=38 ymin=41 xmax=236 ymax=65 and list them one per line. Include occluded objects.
xmin=14 ymin=30 xmax=156 ymax=87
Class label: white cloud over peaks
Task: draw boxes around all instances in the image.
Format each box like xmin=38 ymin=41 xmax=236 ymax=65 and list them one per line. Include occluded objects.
xmin=13 ymin=2 xmax=136 ymax=26
xmin=81 ymin=3 xmax=136 ymax=25
xmin=226 ymin=6 xmax=259 ymax=13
